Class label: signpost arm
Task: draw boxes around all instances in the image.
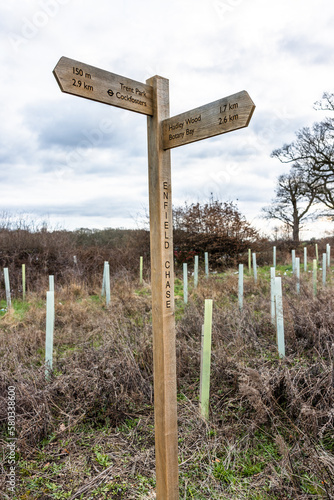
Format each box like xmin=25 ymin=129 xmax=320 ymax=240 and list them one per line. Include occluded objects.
xmin=146 ymin=75 xmax=179 ymax=499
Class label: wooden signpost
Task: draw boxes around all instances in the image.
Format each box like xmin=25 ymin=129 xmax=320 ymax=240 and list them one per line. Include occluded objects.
xmin=53 ymin=56 xmax=255 ymax=499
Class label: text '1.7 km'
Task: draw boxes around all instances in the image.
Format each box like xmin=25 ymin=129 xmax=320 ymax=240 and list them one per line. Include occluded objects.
xmin=162 ymin=90 xmax=255 ymax=150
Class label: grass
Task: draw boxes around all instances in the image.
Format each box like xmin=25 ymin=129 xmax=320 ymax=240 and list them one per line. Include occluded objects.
xmin=0 ymin=267 xmax=334 ymax=498
xmin=0 ymin=308 xmax=7 ymax=318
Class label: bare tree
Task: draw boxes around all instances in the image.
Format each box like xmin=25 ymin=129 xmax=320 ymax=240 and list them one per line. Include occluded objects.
xmin=314 ymin=91 xmax=334 ymax=112
xmin=271 ymin=92 xmax=334 ymax=213
xmin=262 ymin=170 xmax=318 ymax=242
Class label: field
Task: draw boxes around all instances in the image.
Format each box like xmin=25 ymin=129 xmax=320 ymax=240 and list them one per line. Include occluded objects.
xmin=1 ymin=255 xmax=334 ymax=499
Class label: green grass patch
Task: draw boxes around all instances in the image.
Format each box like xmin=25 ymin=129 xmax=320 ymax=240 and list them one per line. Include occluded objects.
xmin=134 ymin=286 xmax=151 ymax=297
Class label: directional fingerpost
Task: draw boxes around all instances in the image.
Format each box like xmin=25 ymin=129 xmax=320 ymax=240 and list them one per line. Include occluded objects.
xmin=53 ymin=56 xmax=255 ymax=500
xmin=53 ymin=56 xmax=153 ymax=115
xmin=162 ymin=90 xmax=255 ymax=149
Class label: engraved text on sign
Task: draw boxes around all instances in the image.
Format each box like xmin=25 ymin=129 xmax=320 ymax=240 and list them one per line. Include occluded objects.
xmin=162 ymin=90 xmax=255 ymax=149
xmin=53 ymin=57 xmax=153 ymax=116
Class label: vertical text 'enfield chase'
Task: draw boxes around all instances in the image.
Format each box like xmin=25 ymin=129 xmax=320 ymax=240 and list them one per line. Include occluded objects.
xmin=163 ymin=181 xmax=172 ymax=309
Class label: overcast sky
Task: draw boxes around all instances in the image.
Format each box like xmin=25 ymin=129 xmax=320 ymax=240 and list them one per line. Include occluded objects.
xmin=1 ymin=0 xmax=334 ymax=237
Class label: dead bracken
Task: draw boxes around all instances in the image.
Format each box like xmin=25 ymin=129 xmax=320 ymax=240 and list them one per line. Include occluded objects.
xmin=1 ymin=255 xmax=334 ymax=497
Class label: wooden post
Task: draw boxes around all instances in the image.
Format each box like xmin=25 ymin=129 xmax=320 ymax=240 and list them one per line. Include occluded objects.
xmin=313 ymin=259 xmax=317 ymax=296
xmin=296 ymin=257 xmax=300 ymax=294
xmin=322 ymin=253 xmax=327 ymax=286
xmin=183 ymin=263 xmax=188 ymax=304
xmin=22 ymin=264 xmax=26 ymax=301
xmin=45 ymin=290 xmax=55 ymax=379
xmin=53 ymin=56 xmax=255 ymax=500
xmin=238 ymin=263 xmax=243 ymax=310
xmin=3 ymin=268 xmax=11 ymax=310
xmin=200 ymin=299 xmax=213 ymax=420
xmin=194 ymin=255 xmax=199 ymax=288
xmin=270 ymin=267 xmax=276 ymax=324
xmin=274 ymin=277 xmax=285 ymax=358
xmin=204 ymin=252 xmax=209 ymax=278
xmin=252 ymin=252 xmax=257 ymax=283
xmin=146 ymin=75 xmax=179 ymax=499
xmin=139 ymin=256 xmax=143 ymax=285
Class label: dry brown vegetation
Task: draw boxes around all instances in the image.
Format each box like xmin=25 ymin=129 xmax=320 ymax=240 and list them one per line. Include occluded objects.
xmin=0 ymin=251 xmax=334 ymax=499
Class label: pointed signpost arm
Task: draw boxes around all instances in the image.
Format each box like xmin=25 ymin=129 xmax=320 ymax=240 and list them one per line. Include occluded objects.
xmin=53 ymin=56 xmax=153 ymax=116
xmin=162 ymin=90 xmax=255 ymax=150
xmin=146 ymin=75 xmax=179 ymax=499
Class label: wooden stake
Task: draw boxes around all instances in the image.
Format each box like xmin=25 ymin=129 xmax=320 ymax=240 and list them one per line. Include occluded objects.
xmin=22 ymin=264 xmax=26 ymax=301
xmin=146 ymin=75 xmax=179 ymax=499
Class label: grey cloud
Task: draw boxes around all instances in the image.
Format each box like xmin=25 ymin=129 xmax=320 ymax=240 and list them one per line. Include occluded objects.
xmin=22 ymin=99 xmax=147 ymax=159
xmin=0 ymin=195 xmax=144 ymax=221
xmin=173 ymin=132 xmax=259 ymax=164
xmin=23 ymin=100 xmax=116 ymax=149
xmin=279 ymin=35 xmax=332 ymax=65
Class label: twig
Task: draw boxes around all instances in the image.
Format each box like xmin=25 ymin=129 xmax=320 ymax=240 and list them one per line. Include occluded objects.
xmin=69 ymin=464 xmax=114 ymax=499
